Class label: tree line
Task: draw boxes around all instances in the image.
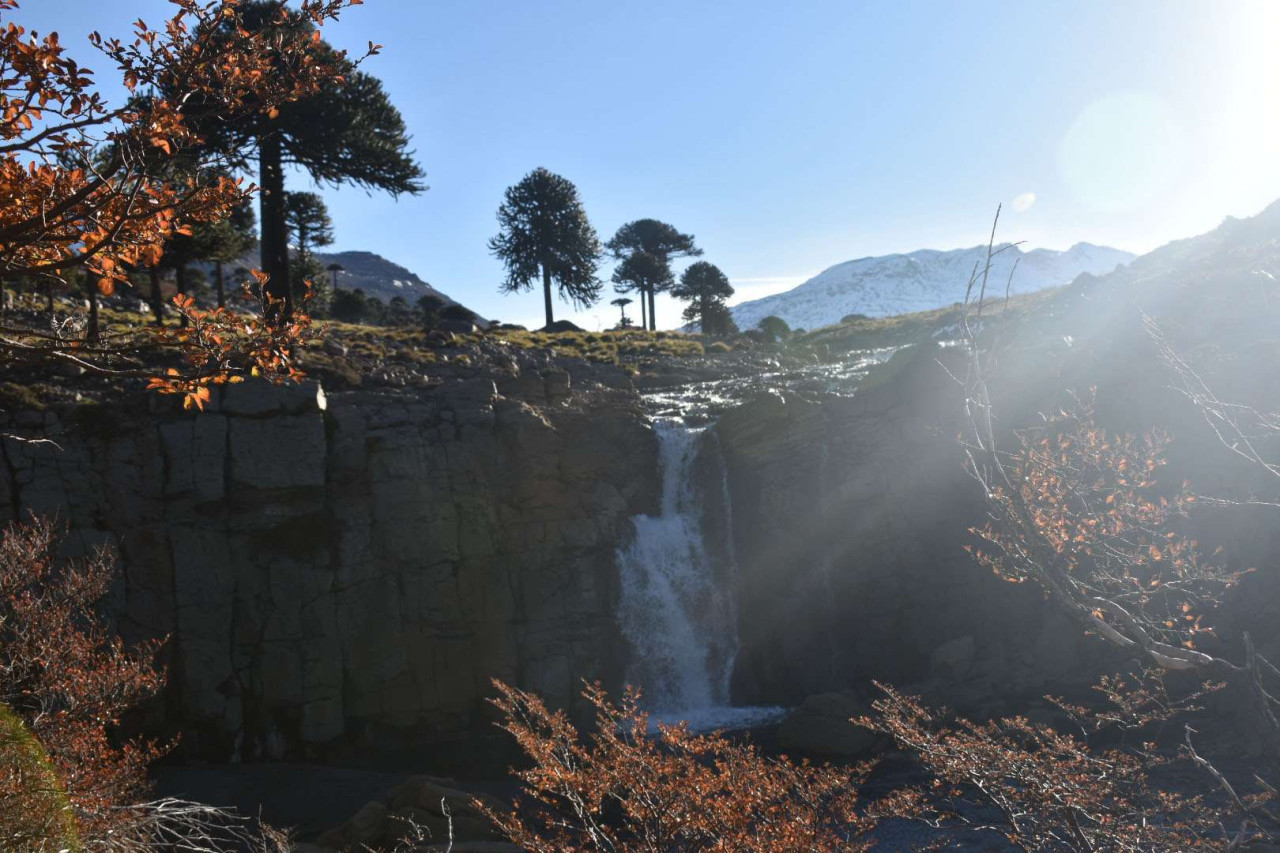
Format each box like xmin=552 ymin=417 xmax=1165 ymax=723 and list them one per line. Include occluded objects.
xmin=489 ymin=167 xmax=737 ymax=334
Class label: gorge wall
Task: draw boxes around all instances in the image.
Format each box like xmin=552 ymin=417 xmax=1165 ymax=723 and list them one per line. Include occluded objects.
xmin=712 ymin=344 xmax=1104 ymax=714
xmin=0 ymin=366 xmax=657 ymax=760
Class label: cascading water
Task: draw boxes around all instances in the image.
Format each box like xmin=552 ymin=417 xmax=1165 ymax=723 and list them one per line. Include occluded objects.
xmin=617 ymin=417 xmax=784 ymax=731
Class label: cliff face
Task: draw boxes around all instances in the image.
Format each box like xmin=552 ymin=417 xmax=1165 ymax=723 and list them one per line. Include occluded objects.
xmin=712 ymin=344 xmax=1103 ymax=710
xmin=0 ymin=369 xmax=657 ymax=760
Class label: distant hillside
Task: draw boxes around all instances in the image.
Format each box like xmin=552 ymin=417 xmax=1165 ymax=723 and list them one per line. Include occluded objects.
xmin=730 ymin=242 xmax=1135 ymax=331
xmin=313 ymin=250 xmax=452 ymax=307
xmin=197 ymin=248 xmax=486 ymax=323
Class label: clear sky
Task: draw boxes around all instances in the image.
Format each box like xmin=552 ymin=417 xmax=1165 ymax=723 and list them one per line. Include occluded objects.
xmin=19 ymin=1 xmax=1280 ymax=329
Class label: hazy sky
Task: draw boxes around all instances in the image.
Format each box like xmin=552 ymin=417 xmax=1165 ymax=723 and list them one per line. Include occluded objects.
xmin=19 ymin=1 xmax=1280 ymax=329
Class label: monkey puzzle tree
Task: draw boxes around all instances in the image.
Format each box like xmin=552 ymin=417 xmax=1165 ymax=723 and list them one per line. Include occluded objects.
xmin=180 ymin=1 xmax=424 ymax=320
xmin=606 ymin=219 xmax=702 ymax=330
xmin=672 ymin=261 xmax=734 ymax=335
xmin=284 ymin=190 xmax=334 ymax=268
xmin=204 ymin=200 xmax=258 ymax=309
xmin=611 ymin=250 xmax=669 ymax=331
xmin=0 ymin=0 xmax=362 ymax=407
xmin=489 ymin=167 xmax=603 ymax=328
xmin=610 ymin=296 xmax=634 ymax=328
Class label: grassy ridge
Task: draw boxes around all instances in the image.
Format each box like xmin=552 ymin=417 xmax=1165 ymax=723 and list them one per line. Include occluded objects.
xmin=795 ymin=286 xmax=1064 ymax=353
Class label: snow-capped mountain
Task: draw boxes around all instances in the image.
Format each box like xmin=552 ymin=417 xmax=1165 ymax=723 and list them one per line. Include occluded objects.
xmin=730 ymin=243 xmax=1135 ymax=331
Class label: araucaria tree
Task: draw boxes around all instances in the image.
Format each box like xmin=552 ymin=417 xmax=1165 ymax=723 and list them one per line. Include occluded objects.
xmin=284 ymin=190 xmax=335 ymax=267
xmin=183 ymin=1 xmax=425 ymax=318
xmin=607 ymin=219 xmax=701 ymax=330
xmin=610 ymin=296 xmax=633 ymax=328
xmin=489 ymin=167 xmax=603 ymax=328
xmin=0 ymin=0 xmax=365 ymax=408
xmin=610 ymin=250 xmax=670 ymax=330
xmin=672 ymin=260 xmax=734 ymax=335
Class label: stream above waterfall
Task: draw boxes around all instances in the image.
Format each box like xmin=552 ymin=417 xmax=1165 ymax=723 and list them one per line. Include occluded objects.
xmin=643 ymin=344 xmax=898 ymax=424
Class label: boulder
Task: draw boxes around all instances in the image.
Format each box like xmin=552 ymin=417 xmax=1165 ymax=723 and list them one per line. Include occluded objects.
xmin=439 ymin=318 xmax=478 ymax=334
xmin=221 ymin=379 xmax=326 ymax=416
xmin=314 ymin=800 xmax=389 ymax=850
xmin=542 ymin=319 xmax=583 ymax=333
xmin=541 ymin=367 xmax=571 ymax=401
xmin=777 ymin=691 xmax=878 ymax=758
xmin=926 ymin=635 xmax=976 ymax=683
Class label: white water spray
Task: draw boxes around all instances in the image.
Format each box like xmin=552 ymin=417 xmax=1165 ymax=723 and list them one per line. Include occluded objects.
xmin=617 ymin=418 xmax=783 ymax=731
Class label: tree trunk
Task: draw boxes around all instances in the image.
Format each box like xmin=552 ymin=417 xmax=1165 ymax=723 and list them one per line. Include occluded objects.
xmin=259 ymin=129 xmax=291 ymax=323
xmin=84 ymin=275 xmax=99 ymax=345
xmin=215 ymin=260 xmax=226 ymax=309
xmin=175 ymin=264 xmax=189 ymax=328
xmin=701 ymin=293 xmax=709 ymax=334
xmin=639 ymin=288 xmax=647 ymax=330
xmin=541 ymin=263 xmax=554 ymax=328
xmin=648 ymin=286 xmax=657 ymax=331
xmin=149 ymin=268 xmax=163 ymax=326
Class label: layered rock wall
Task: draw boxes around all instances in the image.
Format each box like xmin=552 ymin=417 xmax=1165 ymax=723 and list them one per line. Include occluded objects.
xmin=0 ymin=372 xmax=656 ymax=759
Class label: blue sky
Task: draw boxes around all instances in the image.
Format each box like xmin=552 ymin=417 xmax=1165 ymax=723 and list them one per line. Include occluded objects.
xmin=20 ymin=1 xmax=1280 ymax=329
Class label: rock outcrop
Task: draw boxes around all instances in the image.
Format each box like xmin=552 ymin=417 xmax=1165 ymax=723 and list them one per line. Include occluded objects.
xmin=714 ymin=344 xmax=1109 ymax=712
xmin=0 ymin=368 xmax=657 ymax=760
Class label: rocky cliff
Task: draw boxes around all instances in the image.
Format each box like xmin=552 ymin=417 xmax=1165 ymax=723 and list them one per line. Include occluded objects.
xmin=713 ymin=201 xmax=1280 ymax=732
xmin=713 ymin=344 xmax=1106 ymax=713
xmin=0 ymin=365 xmax=657 ymax=761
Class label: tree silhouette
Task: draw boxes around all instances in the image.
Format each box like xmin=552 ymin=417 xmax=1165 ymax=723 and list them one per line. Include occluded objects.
xmin=284 ymin=191 xmax=335 ymax=267
xmin=183 ymin=2 xmax=425 ymax=319
xmin=610 ymin=296 xmax=634 ymax=328
xmin=205 ymin=201 xmax=258 ymax=308
xmin=606 ymin=219 xmax=701 ymax=330
xmin=489 ymin=167 xmax=603 ymax=328
xmin=610 ymin=251 xmax=671 ymax=331
xmin=672 ymin=261 xmax=734 ymax=335
xmin=757 ymin=315 xmax=791 ymax=342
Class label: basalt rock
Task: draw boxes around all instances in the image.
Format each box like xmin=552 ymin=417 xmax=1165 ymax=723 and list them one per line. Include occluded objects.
xmin=713 ymin=343 xmax=1110 ymax=709
xmin=0 ymin=371 xmax=659 ymax=761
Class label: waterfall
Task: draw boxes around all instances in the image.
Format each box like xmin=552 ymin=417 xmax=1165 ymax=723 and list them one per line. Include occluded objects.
xmin=617 ymin=418 xmax=783 ymax=731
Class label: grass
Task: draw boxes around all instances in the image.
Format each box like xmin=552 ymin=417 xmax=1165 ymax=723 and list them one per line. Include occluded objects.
xmin=796 ymin=286 xmax=1065 ymax=354
xmin=492 ymin=328 xmax=705 ymax=363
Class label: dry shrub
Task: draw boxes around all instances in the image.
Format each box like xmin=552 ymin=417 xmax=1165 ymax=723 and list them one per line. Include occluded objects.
xmin=0 ymin=517 xmax=166 ymax=844
xmin=482 ymin=680 xmax=880 ymax=852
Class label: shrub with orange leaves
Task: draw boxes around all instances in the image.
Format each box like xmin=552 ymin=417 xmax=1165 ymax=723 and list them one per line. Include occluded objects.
xmin=966 ymin=393 xmax=1241 ymax=673
xmin=858 ymin=680 xmax=1277 ymax=851
xmin=0 ymin=517 xmax=167 ymax=842
xmin=0 ymin=0 xmax=367 ymax=409
xmin=482 ymin=680 xmax=881 ymax=852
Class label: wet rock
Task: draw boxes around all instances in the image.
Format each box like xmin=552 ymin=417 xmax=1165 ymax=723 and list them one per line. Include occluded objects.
xmin=777 ymin=691 xmax=878 ymax=758
xmin=927 ymin=635 xmax=976 ymax=683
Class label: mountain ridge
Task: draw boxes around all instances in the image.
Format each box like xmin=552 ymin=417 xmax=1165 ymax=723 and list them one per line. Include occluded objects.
xmin=729 ymin=241 xmax=1136 ymax=331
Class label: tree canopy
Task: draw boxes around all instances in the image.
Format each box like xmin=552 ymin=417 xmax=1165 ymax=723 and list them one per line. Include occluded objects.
xmin=610 ymin=250 xmax=671 ymax=330
xmin=284 ymin=191 xmax=335 ymax=266
xmin=757 ymin=315 xmax=791 ymax=342
xmin=672 ymin=261 xmax=734 ymax=335
xmin=489 ymin=167 xmax=603 ymax=328
xmin=181 ymin=1 xmax=425 ymax=317
xmin=0 ymin=0 xmax=362 ymax=407
xmin=606 ymin=219 xmax=702 ymax=330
